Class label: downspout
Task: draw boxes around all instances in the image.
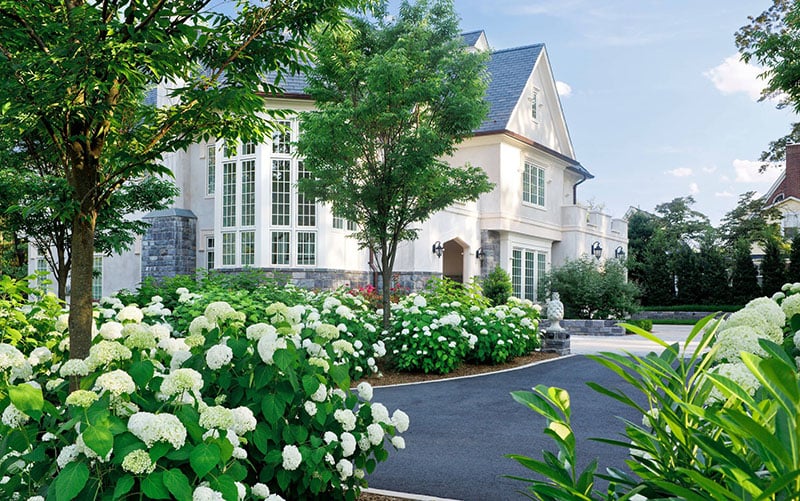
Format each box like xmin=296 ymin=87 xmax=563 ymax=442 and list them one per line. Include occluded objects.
xmin=572 ymin=172 xmax=588 ymax=205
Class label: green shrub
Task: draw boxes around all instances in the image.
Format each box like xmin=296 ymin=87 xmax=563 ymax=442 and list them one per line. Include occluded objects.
xmin=624 ymin=319 xmax=652 ymax=333
xmin=481 ymin=266 xmax=513 ymax=306
xmin=543 ymin=257 xmax=639 ymax=319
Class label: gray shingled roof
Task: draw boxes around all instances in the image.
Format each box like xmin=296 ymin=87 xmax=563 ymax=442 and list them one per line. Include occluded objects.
xmin=461 ymin=30 xmax=484 ymax=47
xmin=263 ymin=71 xmax=308 ymax=96
xmin=476 ymin=44 xmax=543 ymax=134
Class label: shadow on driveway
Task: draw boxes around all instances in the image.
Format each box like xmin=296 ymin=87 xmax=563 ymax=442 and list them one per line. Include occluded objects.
xmin=366 ymin=355 xmax=643 ymax=501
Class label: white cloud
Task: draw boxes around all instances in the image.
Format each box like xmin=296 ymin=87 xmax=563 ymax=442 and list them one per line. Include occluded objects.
xmin=689 ymin=182 xmax=699 ymax=194
xmin=702 ymin=166 xmax=718 ymax=174
xmin=704 ymin=54 xmax=766 ymax=101
xmin=666 ymin=167 xmax=693 ymax=177
xmin=733 ymin=159 xmax=781 ymax=183
xmin=556 ymin=81 xmax=572 ymax=97
xmin=715 ymin=191 xmax=734 ymax=198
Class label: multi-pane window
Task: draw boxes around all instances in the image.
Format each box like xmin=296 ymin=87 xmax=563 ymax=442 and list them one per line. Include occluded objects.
xmin=297 ymin=232 xmax=316 ymax=266
xmin=296 ymin=162 xmax=316 ymax=227
xmin=522 ymin=162 xmax=545 ymax=207
xmin=241 ymin=160 xmax=255 ymax=227
xmin=222 ymin=233 xmax=236 ymax=266
xmin=511 ymin=248 xmax=547 ymax=302
xmin=92 ymin=256 xmax=103 ymax=301
xmin=531 ymin=90 xmax=539 ymax=121
xmin=272 ymin=121 xmax=292 ymax=154
xmin=241 ymin=231 xmax=255 ymax=266
xmin=36 ymin=257 xmax=49 ymax=291
xmin=222 ymin=162 xmax=237 ymax=227
xmin=206 ymin=236 xmax=215 ymax=270
xmin=243 ymin=142 xmax=256 ymax=155
xmin=271 ymin=231 xmax=290 ymax=265
xmin=206 ymin=144 xmax=216 ymax=195
xmin=272 ymin=159 xmax=291 ymax=226
xmin=333 ymin=216 xmax=357 ymax=231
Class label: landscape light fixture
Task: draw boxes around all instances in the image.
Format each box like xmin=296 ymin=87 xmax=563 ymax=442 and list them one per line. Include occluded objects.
xmin=432 ymin=241 xmax=444 ymax=258
xmin=615 ymin=246 xmax=626 ymax=260
xmin=475 ymin=248 xmax=486 ymax=260
xmin=591 ymin=241 xmax=603 ymax=259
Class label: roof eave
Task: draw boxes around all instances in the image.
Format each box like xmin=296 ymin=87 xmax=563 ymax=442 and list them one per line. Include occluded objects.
xmin=473 ymin=129 xmax=593 ymax=179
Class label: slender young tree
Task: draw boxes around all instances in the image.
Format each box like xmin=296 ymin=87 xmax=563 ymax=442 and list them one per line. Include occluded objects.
xmin=0 ymin=0 xmax=371 ymax=361
xmin=297 ymin=0 xmax=493 ymax=328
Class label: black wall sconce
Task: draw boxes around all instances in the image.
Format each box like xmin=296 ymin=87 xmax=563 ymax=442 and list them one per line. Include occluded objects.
xmin=475 ymin=248 xmax=486 ymax=260
xmin=432 ymin=241 xmax=444 ymax=258
xmin=591 ymin=241 xmax=603 ymax=259
xmin=615 ymin=246 xmax=626 ymax=260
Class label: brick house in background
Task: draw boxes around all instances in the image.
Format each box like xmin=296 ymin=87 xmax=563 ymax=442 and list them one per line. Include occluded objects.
xmin=764 ymin=143 xmax=800 ymax=240
xmin=29 ymin=30 xmax=628 ymax=301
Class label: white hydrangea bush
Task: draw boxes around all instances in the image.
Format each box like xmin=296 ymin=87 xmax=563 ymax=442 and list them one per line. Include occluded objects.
xmin=0 ymin=294 xmax=408 ymax=500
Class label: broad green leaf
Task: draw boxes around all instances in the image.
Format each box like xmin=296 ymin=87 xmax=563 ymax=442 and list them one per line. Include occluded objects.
xmin=142 ymin=471 xmax=171 ymax=499
xmin=163 ymin=469 xmax=192 ymax=501
xmin=261 ymin=394 xmax=285 ymax=425
xmin=82 ymin=423 xmax=113 ymax=458
xmin=302 ymin=374 xmax=320 ymax=396
xmin=128 ymin=360 xmax=155 ymax=388
xmin=9 ymin=383 xmax=43 ymax=413
xmin=190 ymin=443 xmax=220 ymax=479
xmin=113 ymin=475 xmax=134 ymax=500
xmin=55 ymin=461 xmax=89 ymax=501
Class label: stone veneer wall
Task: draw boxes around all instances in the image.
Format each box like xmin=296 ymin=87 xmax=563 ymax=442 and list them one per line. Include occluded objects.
xmin=478 ymin=229 xmax=501 ymax=278
xmin=541 ymin=319 xmax=626 ymax=336
xmin=141 ymin=209 xmax=197 ymax=282
xmin=631 ymin=311 xmax=716 ymax=321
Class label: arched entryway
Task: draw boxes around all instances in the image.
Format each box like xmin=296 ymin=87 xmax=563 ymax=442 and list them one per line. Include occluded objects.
xmin=442 ymin=239 xmax=465 ymax=283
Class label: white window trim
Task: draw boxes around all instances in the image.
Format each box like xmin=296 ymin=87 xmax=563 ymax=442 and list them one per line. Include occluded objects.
xmin=521 ymin=160 xmax=546 ymax=209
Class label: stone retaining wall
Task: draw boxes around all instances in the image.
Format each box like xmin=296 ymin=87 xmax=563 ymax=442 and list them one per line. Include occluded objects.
xmin=541 ymin=319 xmax=626 ymax=336
xmin=631 ymin=311 xmax=716 ymax=321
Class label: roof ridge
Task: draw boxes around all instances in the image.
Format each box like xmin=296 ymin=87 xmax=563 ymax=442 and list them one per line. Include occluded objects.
xmin=492 ymin=43 xmax=545 ymax=55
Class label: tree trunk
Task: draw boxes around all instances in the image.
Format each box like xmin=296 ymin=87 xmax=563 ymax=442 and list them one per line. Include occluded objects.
xmin=69 ymin=211 xmax=96 ymax=361
xmin=381 ymin=261 xmax=392 ymax=332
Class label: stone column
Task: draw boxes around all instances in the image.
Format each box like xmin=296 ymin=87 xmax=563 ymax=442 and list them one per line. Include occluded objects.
xmin=141 ymin=208 xmax=197 ymax=282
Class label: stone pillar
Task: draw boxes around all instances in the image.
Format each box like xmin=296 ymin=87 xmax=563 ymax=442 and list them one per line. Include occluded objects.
xmin=541 ymin=328 xmax=571 ymax=355
xmin=479 ymin=230 xmax=501 ymax=278
xmin=141 ymin=208 xmax=197 ymax=283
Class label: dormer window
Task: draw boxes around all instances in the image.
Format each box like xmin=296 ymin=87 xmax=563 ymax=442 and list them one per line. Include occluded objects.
xmin=774 ymin=193 xmax=785 ymax=204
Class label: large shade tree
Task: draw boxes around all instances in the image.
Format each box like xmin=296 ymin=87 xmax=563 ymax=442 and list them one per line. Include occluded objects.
xmin=737 ymin=0 xmax=800 ymax=168
xmin=297 ymin=0 xmax=493 ymax=328
xmin=0 ymin=0 xmax=372 ymax=361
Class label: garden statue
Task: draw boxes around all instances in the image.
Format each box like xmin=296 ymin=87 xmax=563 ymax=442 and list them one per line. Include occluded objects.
xmin=546 ymin=292 xmax=565 ymax=332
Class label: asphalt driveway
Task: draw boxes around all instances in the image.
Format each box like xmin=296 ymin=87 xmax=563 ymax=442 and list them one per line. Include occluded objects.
xmin=365 ymin=355 xmax=644 ymax=500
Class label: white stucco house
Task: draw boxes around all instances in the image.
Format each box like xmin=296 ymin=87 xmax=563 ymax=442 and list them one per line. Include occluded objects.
xmin=29 ymin=30 xmax=628 ymax=302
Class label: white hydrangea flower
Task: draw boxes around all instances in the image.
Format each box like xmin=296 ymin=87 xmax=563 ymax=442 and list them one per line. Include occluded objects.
xmin=336 ymin=458 xmax=353 ymax=480
xmin=252 ymin=483 xmax=270 ymax=498
xmin=98 ymin=321 xmax=124 ymax=340
xmin=86 ymin=340 xmax=132 ymax=370
xmin=54 ymin=313 xmax=70 ymax=333
xmin=232 ymin=447 xmax=247 ymax=460
xmin=56 ymin=444 xmax=80 ymax=468
xmin=161 ymin=368 xmax=203 ymax=399
xmin=709 ymin=362 xmax=761 ymax=402
xmin=315 ymin=323 xmax=339 ymax=340
xmin=189 ymin=316 xmax=215 ymax=337
xmin=128 ymin=412 xmax=187 ymax=449
xmin=323 ymin=296 xmax=341 ymax=311
xmin=205 ymin=344 xmax=233 ymax=370
xmin=281 ymin=444 xmax=302 ymax=470
xmin=714 ymin=326 xmax=769 ymax=363
xmin=366 ymin=423 xmax=385 ymax=445
xmin=199 ymin=405 xmax=234 ymax=430
xmin=332 ymin=339 xmax=354 ymax=355
xmin=231 ymin=406 xmax=257 ymax=435
xmin=392 ymin=409 xmax=410 ymax=433
xmin=2 ymin=403 xmax=29 ymax=428
xmin=746 ymin=297 xmax=787 ymax=329
xmin=159 ymin=337 xmax=190 ymax=355
xmin=304 ymin=401 xmax=318 ymax=417
xmin=308 ymin=357 xmax=330 ymax=372
xmin=334 ymin=409 xmax=357 ymax=431
xmin=46 ymin=378 xmax=65 ymax=391
xmin=781 ymin=294 xmax=800 ymax=323
xmin=358 ymin=434 xmax=371 ymax=451
xmin=373 ymin=341 xmax=387 ymax=357
xmin=58 ymin=358 xmax=89 ymax=377
xmin=123 ymin=324 xmax=158 ymax=350
xmin=323 ymin=431 xmax=338 ymax=444
xmin=95 ymin=370 xmax=136 ymax=396
xmin=412 ymin=295 xmax=427 ymax=308
xmin=28 ymin=346 xmax=52 ymax=366
xmin=0 ymin=344 xmax=27 ymax=372
xmin=391 ymin=435 xmax=406 ymax=449
xmin=66 ymin=390 xmax=99 ymax=408
xmin=371 ymin=403 xmax=390 ymax=424
xmin=193 ymin=485 xmax=225 ymax=501
xmin=257 ymin=332 xmax=288 ymax=365
xmin=356 ymin=382 xmax=373 ymax=401
xmin=117 ymin=305 xmax=144 ymax=323
xmin=246 ymin=323 xmax=276 ymax=341
xmin=121 ymin=449 xmax=155 ymax=475
xmin=204 ymin=301 xmax=237 ymax=324
xmin=340 ymin=432 xmax=356 ymax=457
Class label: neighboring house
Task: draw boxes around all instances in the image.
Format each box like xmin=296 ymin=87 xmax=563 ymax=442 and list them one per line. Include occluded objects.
xmin=764 ymin=143 xmax=800 ymax=240
xmin=29 ymin=30 xmax=627 ymax=302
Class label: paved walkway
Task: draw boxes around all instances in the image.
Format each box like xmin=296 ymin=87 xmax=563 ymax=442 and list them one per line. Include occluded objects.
xmin=364 ymin=325 xmax=696 ymax=500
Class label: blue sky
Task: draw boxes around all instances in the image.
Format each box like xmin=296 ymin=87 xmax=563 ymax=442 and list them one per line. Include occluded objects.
xmin=418 ymin=0 xmax=796 ymax=225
